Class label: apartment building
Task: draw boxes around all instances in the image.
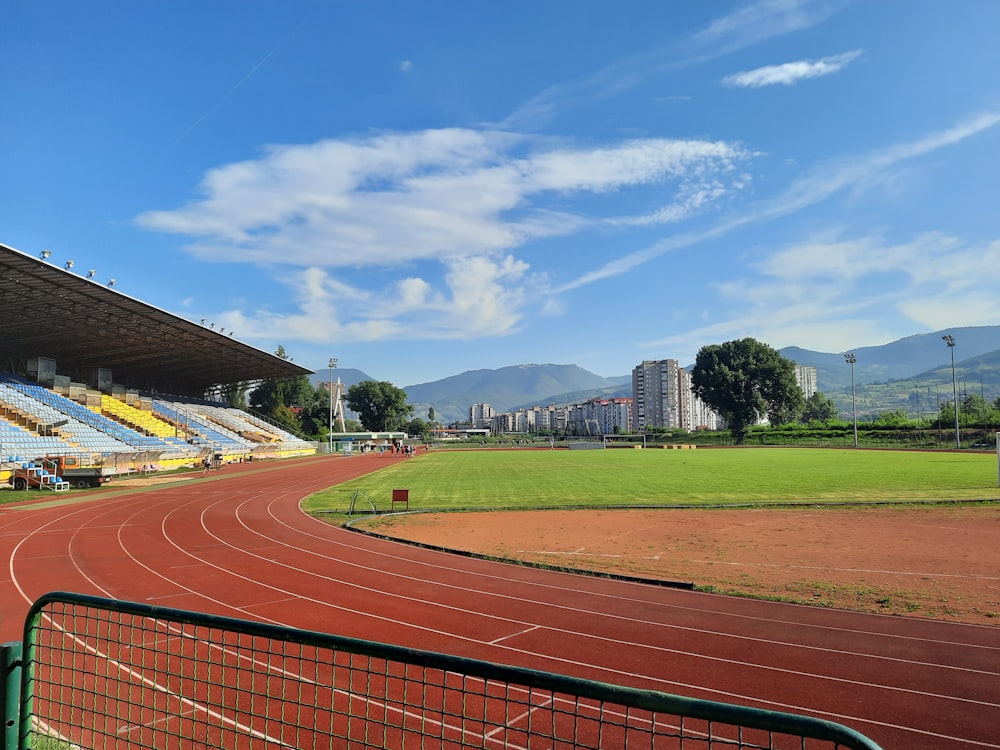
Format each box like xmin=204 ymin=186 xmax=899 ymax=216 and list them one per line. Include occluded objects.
xmin=795 ymin=365 xmax=818 ymax=399
xmin=566 ymin=397 xmax=633 ymax=434
xmin=632 ymin=359 xmax=683 ymax=431
xmin=469 ymin=402 xmax=494 ymax=429
xmin=632 ymin=358 xmax=721 ymax=431
xmin=468 ymin=359 xmax=809 ymax=437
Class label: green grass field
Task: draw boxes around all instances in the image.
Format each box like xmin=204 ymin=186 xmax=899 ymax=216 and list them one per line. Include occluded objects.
xmin=302 ymin=447 xmax=1000 ymax=515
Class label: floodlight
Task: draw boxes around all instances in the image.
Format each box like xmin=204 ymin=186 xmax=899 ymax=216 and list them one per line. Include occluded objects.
xmin=844 ymin=353 xmax=858 ymax=447
xmin=107 ymin=279 xmax=116 ymax=287
xmin=87 ymin=269 xmax=96 ymax=278
xmin=64 ymin=260 xmax=75 ymax=269
xmin=942 ymin=335 xmax=959 ymax=447
xmin=39 ymin=250 xmax=51 ymax=260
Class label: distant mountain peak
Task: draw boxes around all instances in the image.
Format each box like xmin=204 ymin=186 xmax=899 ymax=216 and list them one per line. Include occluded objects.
xmin=402 ymin=364 xmax=624 ymax=423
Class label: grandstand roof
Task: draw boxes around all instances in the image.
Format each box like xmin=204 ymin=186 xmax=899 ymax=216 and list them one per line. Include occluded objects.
xmin=0 ymin=243 xmax=313 ymax=395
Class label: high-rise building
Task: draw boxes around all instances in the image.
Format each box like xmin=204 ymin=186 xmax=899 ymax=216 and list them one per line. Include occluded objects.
xmin=469 ymin=403 xmax=494 ymax=429
xmin=633 ymin=358 xmax=720 ymax=431
xmin=632 ymin=360 xmax=682 ymax=430
xmin=795 ymin=365 xmax=818 ymax=398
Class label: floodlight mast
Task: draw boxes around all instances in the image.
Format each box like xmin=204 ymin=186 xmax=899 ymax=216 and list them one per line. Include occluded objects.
xmin=943 ymin=335 xmax=960 ymax=448
xmin=844 ymin=353 xmax=858 ymax=447
xmin=328 ymin=358 xmax=338 ymax=453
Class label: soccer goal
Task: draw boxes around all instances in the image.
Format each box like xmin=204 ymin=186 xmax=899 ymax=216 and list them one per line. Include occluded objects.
xmin=603 ymin=433 xmax=646 ymax=449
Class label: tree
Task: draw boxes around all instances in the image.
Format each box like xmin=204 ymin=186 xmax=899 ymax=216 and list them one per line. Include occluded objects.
xmin=249 ymin=345 xmax=314 ymax=430
xmin=345 ymin=381 xmax=414 ymax=431
xmin=690 ymin=338 xmax=804 ymax=444
xmin=428 ymin=406 xmax=436 ymax=425
xmin=406 ymin=417 xmax=429 ymax=438
xmin=298 ymin=387 xmax=334 ymax=438
xmin=872 ymin=408 xmax=911 ymax=427
xmin=271 ymin=403 xmax=300 ymax=433
xmin=801 ymin=391 xmax=838 ymax=423
xmin=219 ymin=380 xmax=250 ymax=410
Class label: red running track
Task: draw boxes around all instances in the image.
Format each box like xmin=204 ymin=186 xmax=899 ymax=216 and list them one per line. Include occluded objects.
xmin=0 ymin=454 xmax=997 ymax=749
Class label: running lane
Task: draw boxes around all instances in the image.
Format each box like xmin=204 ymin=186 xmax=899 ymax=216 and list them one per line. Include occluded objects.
xmin=1 ymin=454 xmax=997 ymax=750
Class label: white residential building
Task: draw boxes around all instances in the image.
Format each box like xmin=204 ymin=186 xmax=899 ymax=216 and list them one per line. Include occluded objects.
xmin=795 ymin=365 xmax=818 ymax=398
xmin=566 ymin=397 xmax=632 ymax=435
xmin=632 ymin=358 xmax=721 ymax=432
xmin=469 ymin=403 xmax=494 ymax=429
xmin=632 ymin=359 xmax=682 ymax=430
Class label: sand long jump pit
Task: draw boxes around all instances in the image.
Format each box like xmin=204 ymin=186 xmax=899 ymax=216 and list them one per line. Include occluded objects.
xmin=358 ymin=503 xmax=1000 ymax=625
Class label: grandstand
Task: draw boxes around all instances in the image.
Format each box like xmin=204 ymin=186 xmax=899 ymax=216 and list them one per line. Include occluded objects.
xmin=0 ymin=242 xmax=316 ymax=482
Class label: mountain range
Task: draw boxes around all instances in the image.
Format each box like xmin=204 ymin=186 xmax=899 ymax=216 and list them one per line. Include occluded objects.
xmin=311 ymin=326 xmax=1000 ymax=425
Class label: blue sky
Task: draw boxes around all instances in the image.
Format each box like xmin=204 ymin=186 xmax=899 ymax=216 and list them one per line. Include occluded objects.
xmin=3 ymin=1 xmax=999 ymax=386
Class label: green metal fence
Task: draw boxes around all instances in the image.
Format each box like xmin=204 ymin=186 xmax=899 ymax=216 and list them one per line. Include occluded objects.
xmin=3 ymin=592 xmax=883 ymax=749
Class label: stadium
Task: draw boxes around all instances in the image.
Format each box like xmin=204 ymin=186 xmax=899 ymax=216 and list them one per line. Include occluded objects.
xmin=0 ymin=242 xmax=318 ymax=487
xmin=0 ymin=240 xmax=994 ymax=749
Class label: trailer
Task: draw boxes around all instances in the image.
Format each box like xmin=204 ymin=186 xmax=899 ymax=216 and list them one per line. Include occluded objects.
xmin=9 ymin=455 xmax=113 ymax=490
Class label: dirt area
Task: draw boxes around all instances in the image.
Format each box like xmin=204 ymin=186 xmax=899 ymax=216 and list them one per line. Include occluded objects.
xmin=360 ymin=503 xmax=1000 ymax=626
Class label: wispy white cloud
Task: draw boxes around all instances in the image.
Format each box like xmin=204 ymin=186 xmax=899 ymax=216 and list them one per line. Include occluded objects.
xmin=399 ymin=60 xmax=413 ymax=74
xmin=140 ymin=128 xmax=749 ymax=343
xmin=137 ymin=130 xmax=746 ymax=269
xmin=693 ymin=0 xmax=845 ymax=53
xmin=214 ymin=255 xmax=538 ymax=344
xmin=642 ymin=231 xmax=1000 ymax=362
xmin=502 ymin=0 xmax=843 ymax=130
xmin=558 ymin=110 xmax=1000 ymax=291
xmin=722 ymin=49 xmax=862 ymax=87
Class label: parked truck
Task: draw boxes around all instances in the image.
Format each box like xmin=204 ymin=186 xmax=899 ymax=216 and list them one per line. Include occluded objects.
xmin=9 ymin=455 xmax=113 ymax=490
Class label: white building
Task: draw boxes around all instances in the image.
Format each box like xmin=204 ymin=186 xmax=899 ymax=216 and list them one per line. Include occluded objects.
xmin=632 ymin=358 xmax=721 ymax=432
xmin=632 ymin=359 xmax=683 ymax=430
xmin=567 ymin=397 xmax=632 ymax=435
xmin=469 ymin=402 xmax=494 ymax=429
xmin=795 ymin=365 xmax=818 ymax=399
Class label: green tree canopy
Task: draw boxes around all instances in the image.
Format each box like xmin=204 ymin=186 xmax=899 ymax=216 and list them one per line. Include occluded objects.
xmin=872 ymin=408 xmax=911 ymax=427
xmin=406 ymin=417 xmax=429 ymax=438
xmin=690 ymin=338 xmax=804 ymax=444
xmin=345 ymin=381 xmax=414 ymax=431
xmin=801 ymin=391 xmax=838 ymax=423
xmin=248 ymin=345 xmax=314 ymax=437
xmin=220 ymin=381 xmax=250 ymax=410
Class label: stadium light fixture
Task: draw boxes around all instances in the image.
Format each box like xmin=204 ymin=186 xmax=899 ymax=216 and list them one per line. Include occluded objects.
xmin=87 ymin=269 xmax=96 ymax=278
xmin=844 ymin=353 xmax=858 ymax=447
xmin=39 ymin=250 xmax=51 ymax=260
xmin=107 ymin=279 xmax=116 ymax=287
xmin=943 ymin=334 xmax=960 ymax=448
xmin=201 ymin=319 xmax=207 ymax=325
xmin=64 ymin=260 xmax=75 ymax=269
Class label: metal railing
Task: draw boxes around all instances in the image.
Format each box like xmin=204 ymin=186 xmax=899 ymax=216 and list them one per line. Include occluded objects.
xmin=2 ymin=592 xmax=883 ymax=749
